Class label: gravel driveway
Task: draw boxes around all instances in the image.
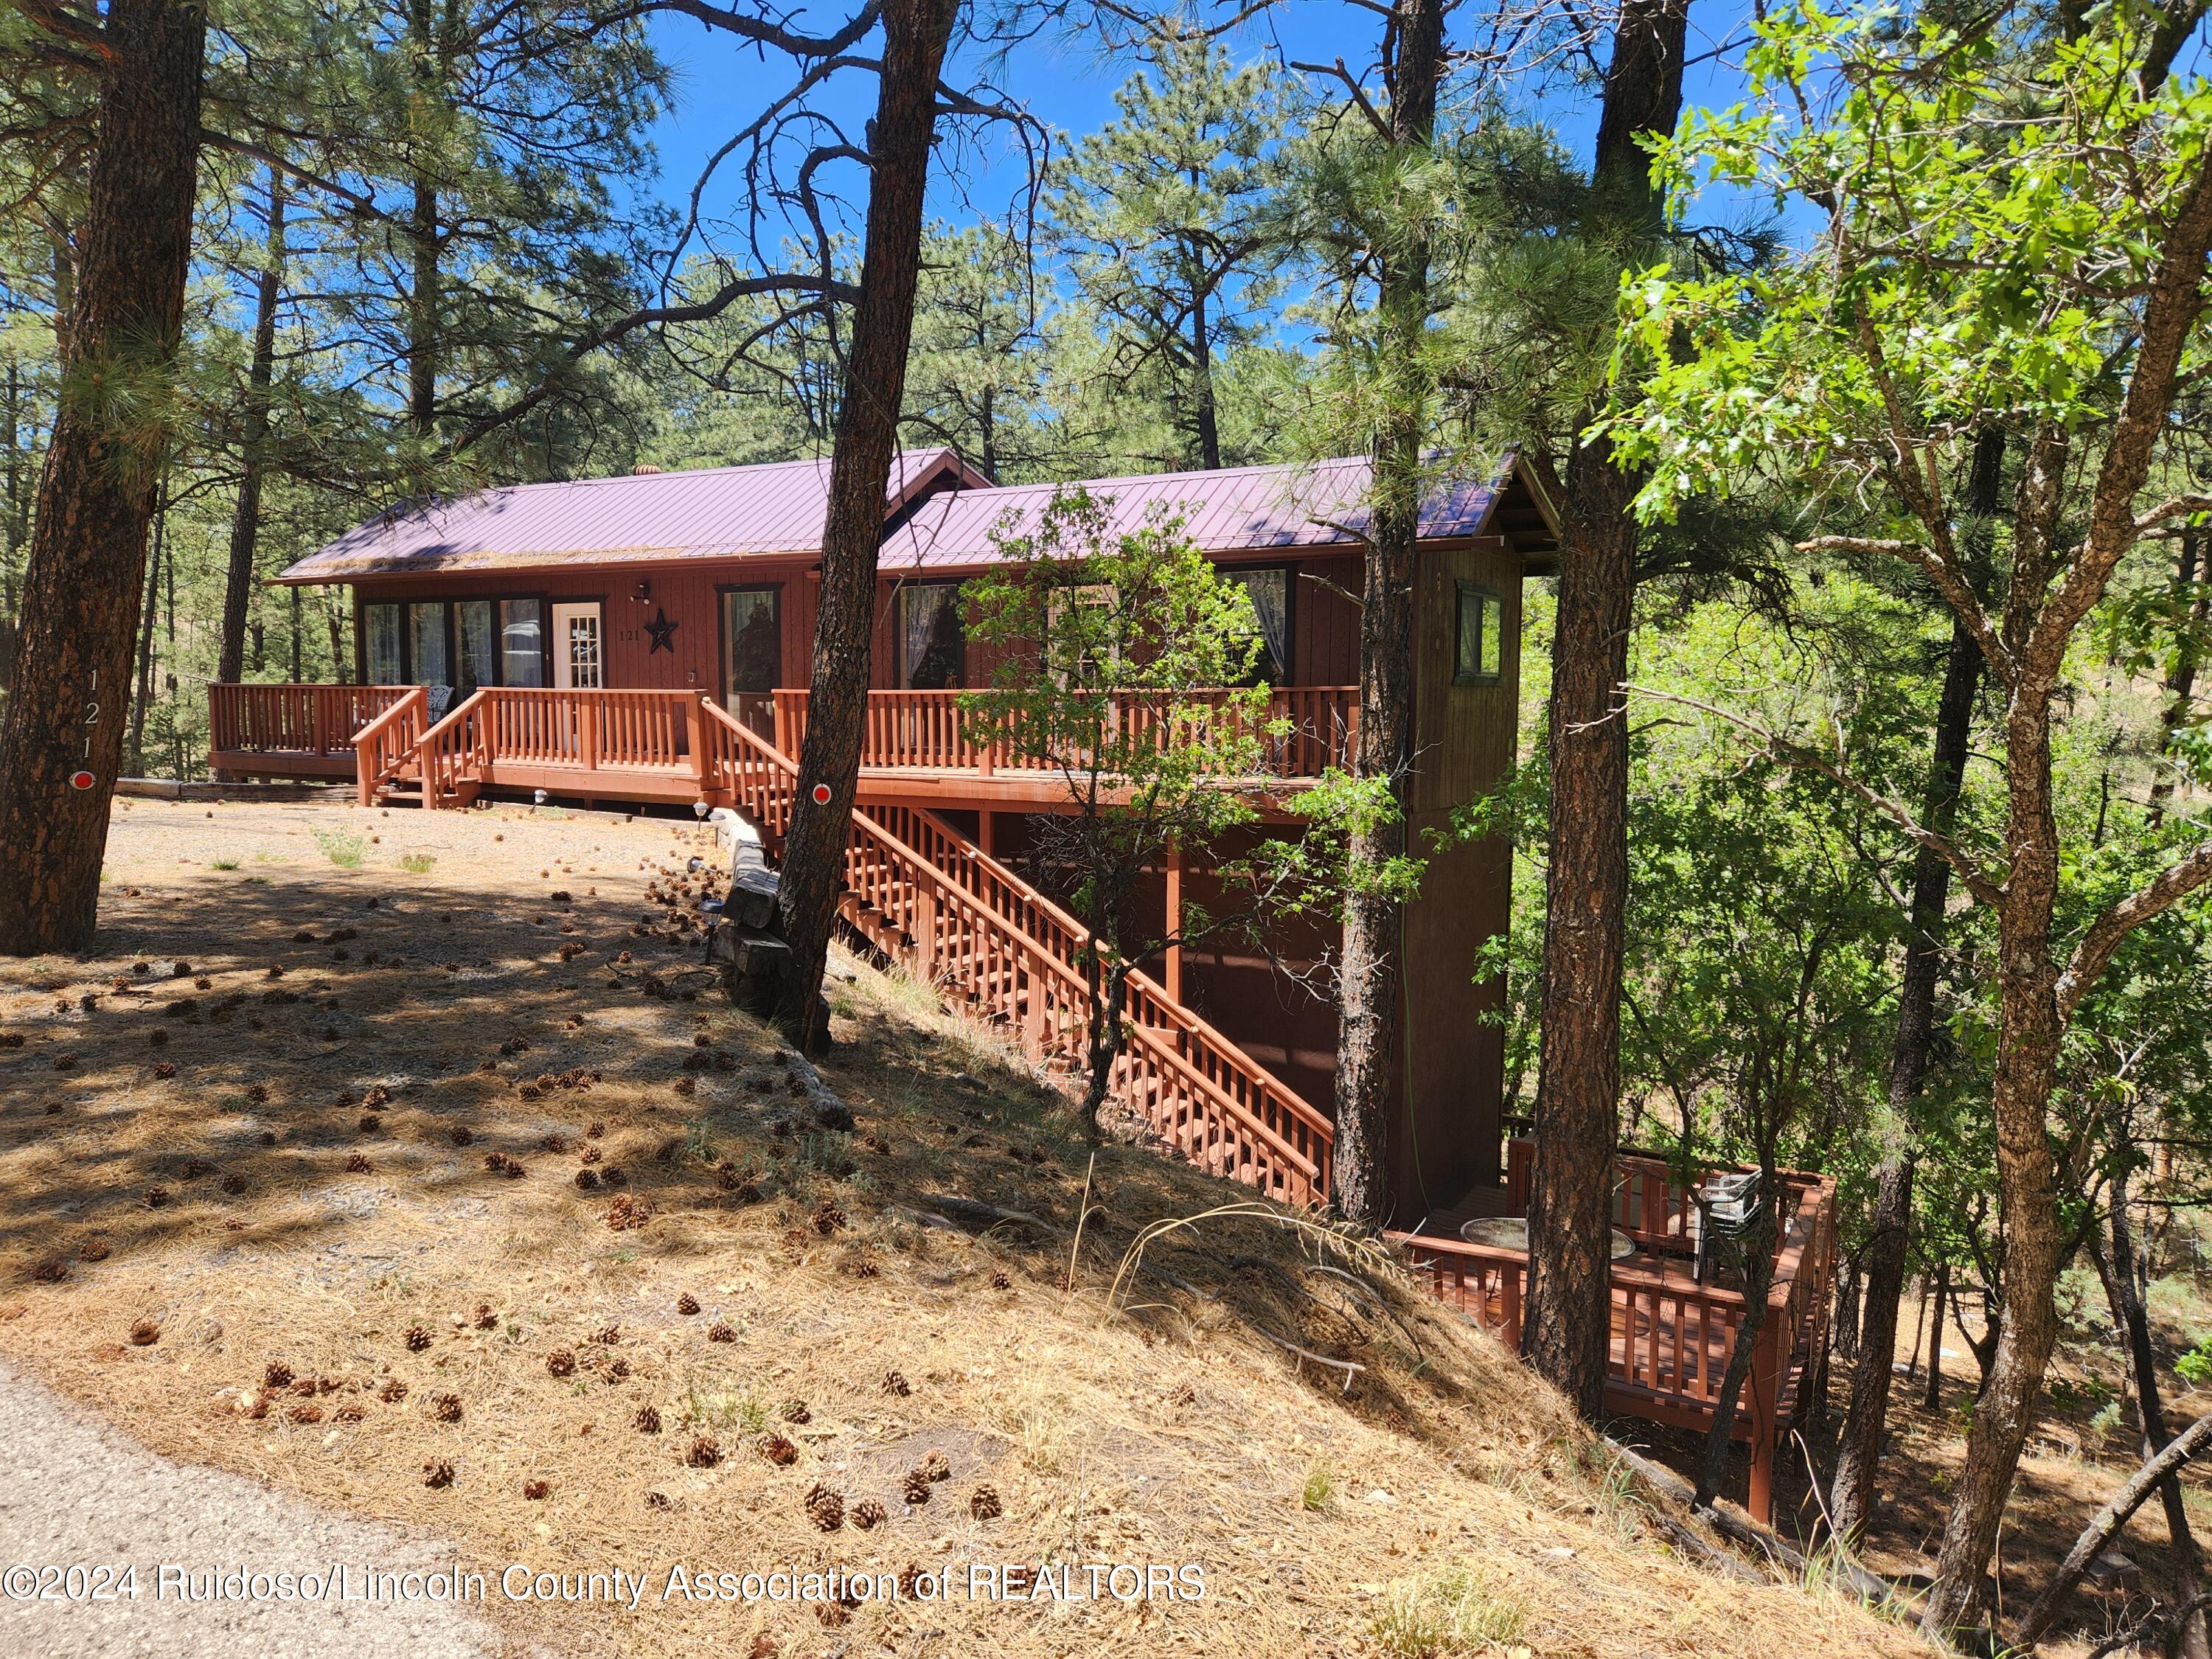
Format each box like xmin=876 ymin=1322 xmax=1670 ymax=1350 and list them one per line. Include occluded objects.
xmin=0 ymin=1355 xmax=524 ymax=1658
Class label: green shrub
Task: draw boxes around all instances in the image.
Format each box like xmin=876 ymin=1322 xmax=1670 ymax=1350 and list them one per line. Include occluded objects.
xmin=312 ymin=829 xmax=366 ymax=869
xmin=1371 ymin=1568 xmax=1528 ymax=1657
xmin=397 ymin=852 xmax=436 ymax=875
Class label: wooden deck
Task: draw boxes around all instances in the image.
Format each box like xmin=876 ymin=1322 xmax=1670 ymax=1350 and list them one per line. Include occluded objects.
xmin=1391 ymin=1144 xmax=1839 ymax=1524
xmin=206 ymin=682 xmax=1357 ymax=813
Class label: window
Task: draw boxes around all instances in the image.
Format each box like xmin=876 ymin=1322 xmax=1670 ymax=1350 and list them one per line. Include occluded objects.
xmin=456 ymin=600 xmax=496 ymax=696
xmin=1455 ymin=582 xmax=1505 ymax=686
xmin=364 ymin=603 xmax=404 ymax=684
xmin=1223 ymin=566 xmax=1291 ymax=685
xmin=723 ymin=588 xmax=781 ymax=701
xmin=499 ymin=599 xmax=544 ymax=686
xmin=898 ymin=582 xmax=965 ymax=689
xmin=411 ymin=601 xmax=451 ymax=688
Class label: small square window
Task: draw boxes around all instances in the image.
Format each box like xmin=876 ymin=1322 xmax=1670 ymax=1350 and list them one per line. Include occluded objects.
xmin=1455 ymin=582 xmax=1504 ymax=685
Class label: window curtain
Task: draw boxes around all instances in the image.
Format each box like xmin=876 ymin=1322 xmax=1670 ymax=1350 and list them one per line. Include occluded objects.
xmin=456 ymin=600 xmax=495 ymax=695
xmin=1230 ymin=568 xmax=1290 ymax=684
xmin=364 ymin=604 xmax=403 ymax=684
xmin=411 ymin=602 xmax=450 ymax=689
xmin=901 ymin=584 xmax=964 ymax=689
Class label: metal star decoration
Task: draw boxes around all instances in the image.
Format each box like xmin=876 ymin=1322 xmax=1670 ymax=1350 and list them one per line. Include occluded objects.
xmin=644 ymin=607 xmax=678 ymax=655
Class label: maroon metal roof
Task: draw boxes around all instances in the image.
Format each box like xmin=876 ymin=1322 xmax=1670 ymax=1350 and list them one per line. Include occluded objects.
xmin=273 ymin=448 xmax=987 ymax=584
xmin=879 ymin=455 xmax=1509 ymax=573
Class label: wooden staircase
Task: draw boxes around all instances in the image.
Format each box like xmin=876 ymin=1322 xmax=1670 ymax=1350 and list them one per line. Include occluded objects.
xmin=697 ymin=700 xmax=1334 ymax=1207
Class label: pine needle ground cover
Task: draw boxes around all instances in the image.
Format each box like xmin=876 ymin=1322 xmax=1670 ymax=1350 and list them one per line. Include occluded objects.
xmin=0 ymin=801 xmax=1924 ymax=1658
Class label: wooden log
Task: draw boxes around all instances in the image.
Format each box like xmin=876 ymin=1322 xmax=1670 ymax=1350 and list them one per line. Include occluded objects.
xmin=2017 ymin=1410 xmax=2212 ymax=1648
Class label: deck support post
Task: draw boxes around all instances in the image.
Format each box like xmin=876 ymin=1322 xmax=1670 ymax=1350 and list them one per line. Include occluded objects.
xmin=1747 ymin=1310 xmax=1782 ymax=1525
xmin=580 ymin=698 xmax=598 ymax=771
xmin=977 ymin=809 xmax=993 ymax=856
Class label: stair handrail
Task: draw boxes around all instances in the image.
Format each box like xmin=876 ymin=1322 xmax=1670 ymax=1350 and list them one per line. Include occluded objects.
xmin=899 ymin=805 xmax=1333 ymax=1148
xmin=352 ymin=686 xmax=428 ymax=807
xmin=414 ymin=689 xmax=490 ymax=808
xmin=698 ymin=699 xmax=1329 ymax=1201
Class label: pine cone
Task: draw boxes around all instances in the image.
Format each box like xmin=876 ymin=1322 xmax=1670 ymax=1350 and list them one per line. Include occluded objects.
xmin=900 ymin=1470 xmax=931 ymax=1505
xmin=522 ymin=1479 xmax=550 ymax=1500
xmin=422 ymin=1460 xmax=454 ymax=1489
xmin=474 ymin=1304 xmax=497 ymax=1330
xmin=804 ymin=1484 xmax=844 ymax=1531
xmin=686 ymin=1436 xmax=721 ymax=1469
xmin=919 ymin=1449 xmax=950 ymax=1483
xmin=707 ymin=1322 xmax=735 ymax=1343
xmin=358 ymin=1113 xmax=382 ymax=1132
xmin=968 ymin=1484 xmax=1002 ymax=1521
xmin=128 ymin=1318 xmax=160 ymax=1346
xmin=675 ymin=1293 xmax=699 ymax=1316
xmin=77 ymin=1237 xmax=109 ymax=1262
xmin=594 ymin=1325 xmax=619 ymax=1346
xmin=378 ymin=1378 xmax=408 ymax=1404
xmin=345 ymin=1153 xmax=372 ymax=1173
xmin=288 ymin=1404 xmax=323 ymax=1424
xmin=433 ymin=1394 xmax=462 ymax=1424
xmin=782 ymin=1399 xmax=811 ymax=1425
xmin=810 ymin=1200 xmax=846 ymax=1235
xmin=990 ymin=1269 xmax=1012 ymax=1290
xmin=335 ymin=1402 xmax=365 ymax=1422
xmin=757 ymin=1433 xmax=798 ymax=1467
xmin=579 ymin=1146 xmax=603 ymax=1164
xmin=851 ymin=1499 xmax=886 ymax=1531
xmin=575 ymin=1169 xmax=600 ymax=1191
xmin=405 ymin=1325 xmax=432 ymax=1352
xmin=882 ymin=1368 xmax=911 ymax=1397
xmin=450 ymin=1126 xmax=473 ymax=1147
xmin=608 ymin=1357 xmax=631 ymax=1379
xmin=220 ymin=1174 xmax=246 ymax=1195
xmin=587 ymin=1121 xmax=605 ymax=1138
xmin=547 ymin=1349 xmax=576 ymax=1378
xmin=264 ymin=1361 xmax=295 ymax=1390
xmin=633 ymin=1404 xmax=661 ymax=1434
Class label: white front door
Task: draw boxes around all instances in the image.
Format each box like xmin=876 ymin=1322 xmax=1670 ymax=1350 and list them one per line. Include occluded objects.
xmin=550 ymin=602 xmax=604 ymax=690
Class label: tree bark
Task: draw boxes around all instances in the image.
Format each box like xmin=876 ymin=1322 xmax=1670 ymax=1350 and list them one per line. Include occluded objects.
xmin=127 ymin=495 xmax=165 ymax=777
xmin=1329 ymin=0 xmax=1443 ymax=1225
xmin=2149 ymin=529 xmax=2204 ymax=827
xmin=218 ymin=167 xmax=286 ymax=687
xmin=772 ymin=0 xmax=960 ymax=1048
xmin=405 ymin=0 xmax=439 ymax=440
xmin=0 ymin=0 xmax=205 ymax=956
xmin=1829 ymin=428 xmax=1997 ymax=1541
xmin=2093 ymin=1172 xmax=2211 ymax=1659
xmin=1921 ymin=1259 xmax=1950 ymax=1411
xmin=1523 ymin=0 xmax=1688 ymax=1418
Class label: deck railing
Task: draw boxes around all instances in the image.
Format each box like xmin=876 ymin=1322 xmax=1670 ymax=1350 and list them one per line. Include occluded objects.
xmin=210 ymin=683 xmax=410 ymax=759
xmin=700 ymin=702 xmax=1332 ymax=1206
xmin=772 ymin=686 xmax=1359 ymax=781
xmin=352 ymin=688 xmax=429 ymax=807
xmin=1394 ymin=1143 xmax=1839 ymax=1524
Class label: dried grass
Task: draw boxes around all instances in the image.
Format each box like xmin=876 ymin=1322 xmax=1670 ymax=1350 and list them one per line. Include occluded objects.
xmin=0 ymin=800 xmax=1935 ymax=1659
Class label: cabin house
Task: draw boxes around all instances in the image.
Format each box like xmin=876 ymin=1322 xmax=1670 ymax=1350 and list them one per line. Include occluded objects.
xmin=210 ymin=448 xmax=1835 ymax=1520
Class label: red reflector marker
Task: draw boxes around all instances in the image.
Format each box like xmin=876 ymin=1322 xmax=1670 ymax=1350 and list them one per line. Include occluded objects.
xmin=810 ymin=783 xmax=832 ymax=805
xmin=69 ymin=770 xmax=95 ymax=791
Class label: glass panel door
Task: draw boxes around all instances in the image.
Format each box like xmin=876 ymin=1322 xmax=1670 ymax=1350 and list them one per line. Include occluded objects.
xmin=897 ymin=582 xmax=965 ymax=689
xmin=499 ymin=599 xmax=545 ymax=686
xmin=722 ymin=586 xmax=781 ymax=736
xmin=550 ymin=602 xmax=603 ymax=690
xmin=411 ymin=602 xmax=451 ymax=690
xmin=455 ymin=600 xmax=495 ymax=696
xmin=363 ymin=603 xmax=403 ymax=684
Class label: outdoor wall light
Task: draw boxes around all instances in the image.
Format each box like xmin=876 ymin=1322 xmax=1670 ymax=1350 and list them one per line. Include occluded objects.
xmin=634 ymin=580 xmax=652 ymax=602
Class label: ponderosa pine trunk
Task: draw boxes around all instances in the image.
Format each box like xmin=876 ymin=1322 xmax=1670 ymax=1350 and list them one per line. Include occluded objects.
xmin=1329 ymin=0 xmax=1443 ymax=1225
xmin=0 ymin=0 xmax=204 ymax=956
xmin=1828 ymin=428 xmax=1997 ymax=1542
xmin=2149 ymin=528 xmax=2205 ymax=826
xmin=772 ymin=0 xmax=960 ymax=1049
xmin=1523 ymin=0 xmax=1688 ymax=1417
xmin=218 ymin=167 xmax=286 ymax=688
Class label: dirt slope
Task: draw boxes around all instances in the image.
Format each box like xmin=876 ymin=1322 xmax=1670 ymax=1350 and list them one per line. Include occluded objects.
xmin=0 ymin=799 xmax=1930 ymax=1658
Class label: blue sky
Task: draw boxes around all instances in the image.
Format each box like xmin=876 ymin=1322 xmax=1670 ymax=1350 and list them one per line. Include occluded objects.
xmin=630 ymin=3 xmax=1787 ymax=293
